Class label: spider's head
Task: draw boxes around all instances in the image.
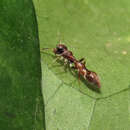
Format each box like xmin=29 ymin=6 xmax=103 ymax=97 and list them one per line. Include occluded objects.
xmin=53 ymin=44 xmax=67 ymax=54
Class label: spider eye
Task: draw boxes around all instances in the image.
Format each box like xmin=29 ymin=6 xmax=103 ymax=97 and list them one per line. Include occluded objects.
xmin=56 ymin=47 xmax=64 ymax=54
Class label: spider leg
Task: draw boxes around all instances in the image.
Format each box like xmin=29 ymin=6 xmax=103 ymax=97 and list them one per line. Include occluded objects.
xmin=79 ymin=58 xmax=85 ymax=62
xmin=52 ymin=56 xmax=61 ymax=63
xmin=79 ymin=58 xmax=86 ymax=65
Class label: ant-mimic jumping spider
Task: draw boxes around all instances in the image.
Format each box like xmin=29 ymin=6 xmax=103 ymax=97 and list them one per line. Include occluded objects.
xmin=41 ymin=43 xmax=101 ymax=88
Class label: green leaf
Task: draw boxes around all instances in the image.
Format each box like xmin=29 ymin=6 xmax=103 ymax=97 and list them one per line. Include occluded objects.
xmin=33 ymin=0 xmax=130 ymax=129
xmin=89 ymin=90 xmax=130 ymax=130
xmin=0 ymin=0 xmax=45 ymax=130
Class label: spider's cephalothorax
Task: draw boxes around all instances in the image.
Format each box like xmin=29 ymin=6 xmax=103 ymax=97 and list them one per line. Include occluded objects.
xmin=53 ymin=44 xmax=68 ymax=55
xmin=53 ymin=44 xmax=76 ymax=64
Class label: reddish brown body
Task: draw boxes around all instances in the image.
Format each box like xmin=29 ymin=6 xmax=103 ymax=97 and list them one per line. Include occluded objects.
xmin=52 ymin=44 xmax=101 ymax=88
xmin=53 ymin=44 xmax=76 ymax=63
xmin=74 ymin=60 xmax=101 ymax=88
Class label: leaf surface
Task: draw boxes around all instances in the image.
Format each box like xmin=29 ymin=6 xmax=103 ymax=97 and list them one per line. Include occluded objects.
xmin=33 ymin=0 xmax=130 ymax=129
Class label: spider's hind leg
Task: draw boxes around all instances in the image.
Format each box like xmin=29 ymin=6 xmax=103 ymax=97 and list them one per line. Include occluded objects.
xmin=79 ymin=58 xmax=85 ymax=62
xmin=79 ymin=58 xmax=86 ymax=65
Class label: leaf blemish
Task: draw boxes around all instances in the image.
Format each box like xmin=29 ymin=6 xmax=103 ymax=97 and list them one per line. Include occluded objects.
xmin=106 ymin=43 xmax=112 ymax=48
xmin=122 ymin=50 xmax=127 ymax=55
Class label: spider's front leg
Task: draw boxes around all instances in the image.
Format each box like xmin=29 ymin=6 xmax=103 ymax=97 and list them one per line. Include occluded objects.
xmin=52 ymin=54 xmax=64 ymax=63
